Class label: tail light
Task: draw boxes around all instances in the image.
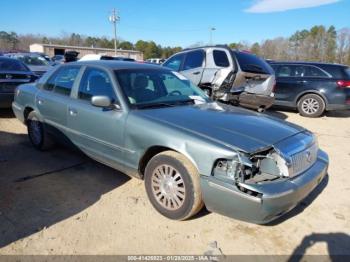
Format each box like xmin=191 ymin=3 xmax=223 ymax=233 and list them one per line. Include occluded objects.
xmin=336 ymin=80 xmax=350 ymax=88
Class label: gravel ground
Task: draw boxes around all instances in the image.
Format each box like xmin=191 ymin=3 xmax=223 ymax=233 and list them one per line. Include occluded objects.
xmin=0 ymin=108 xmax=349 ymax=256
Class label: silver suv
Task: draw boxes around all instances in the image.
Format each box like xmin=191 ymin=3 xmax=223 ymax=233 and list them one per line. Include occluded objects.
xmin=163 ymin=46 xmax=275 ymax=111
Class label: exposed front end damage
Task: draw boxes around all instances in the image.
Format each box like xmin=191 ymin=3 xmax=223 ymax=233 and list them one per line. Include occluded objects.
xmin=200 ymin=132 xmax=329 ymax=224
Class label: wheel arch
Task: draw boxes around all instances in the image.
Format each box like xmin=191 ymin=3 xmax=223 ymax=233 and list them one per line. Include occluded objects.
xmin=23 ymin=106 xmax=35 ymax=124
xmin=138 ymin=145 xmax=199 ymax=179
xmin=295 ymin=91 xmax=328 ymax=107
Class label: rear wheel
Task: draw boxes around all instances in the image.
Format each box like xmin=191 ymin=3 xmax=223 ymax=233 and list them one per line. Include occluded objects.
xmin=27 ymin=111 xmax=54 ymax=150
xmin=144 ymin=151 xmax=203 ymax=220
xmin=297 ymin=94 xmax=325 ymax=118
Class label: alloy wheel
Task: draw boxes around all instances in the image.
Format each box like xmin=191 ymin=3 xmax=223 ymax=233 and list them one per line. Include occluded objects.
xmin=151 ymin=164 xmax=186 ymax=210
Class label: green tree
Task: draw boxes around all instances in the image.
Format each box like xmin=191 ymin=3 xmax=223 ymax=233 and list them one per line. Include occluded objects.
xmin=118 ymin=41 xmax=133 ymax=50
xmin=250 ymin=42 xmax=261 ymax=56
xmin=325 ymin=26 xmax=337 ymax=62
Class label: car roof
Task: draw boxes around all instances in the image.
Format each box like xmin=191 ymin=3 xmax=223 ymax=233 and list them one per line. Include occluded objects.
xmin=73 ymin=60 xmax=169 ymax=70
xmin=269 ymin=61 xmax=347 ymax=68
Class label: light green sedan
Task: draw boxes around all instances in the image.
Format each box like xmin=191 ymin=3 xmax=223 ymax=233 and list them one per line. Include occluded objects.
xmin=12 ymin=61 xmax=329 ymax=223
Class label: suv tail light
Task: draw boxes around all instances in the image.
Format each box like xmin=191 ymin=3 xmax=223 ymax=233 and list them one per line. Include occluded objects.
xmin=336 ymin=80 xmax=350 ymax=88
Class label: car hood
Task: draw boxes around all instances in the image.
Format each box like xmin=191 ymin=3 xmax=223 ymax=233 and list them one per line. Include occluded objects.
xmin=26 ymin=65 xmax=50 ymax=72
xmin=136 ymin=102 xmax=305 ymax=153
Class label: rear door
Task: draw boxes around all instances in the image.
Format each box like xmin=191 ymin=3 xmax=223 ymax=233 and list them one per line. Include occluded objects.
xmin=36 ymin=65 xmax=81 ymax=130
xmin=67 ymin=66 xmax=127 ymax=169
xmin=179 ymin=50 xmax=205 ymax=85
xmin=274 ymin=64 xmax=304 ymax=105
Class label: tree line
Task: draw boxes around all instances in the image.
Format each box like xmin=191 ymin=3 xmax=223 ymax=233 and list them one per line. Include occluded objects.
xmin=1 ymin=25 xmax=350 ymax=64
xmin=229 ymin=25 xmax=350 ymax=65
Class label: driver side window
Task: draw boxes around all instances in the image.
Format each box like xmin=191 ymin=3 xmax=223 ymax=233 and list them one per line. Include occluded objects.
xmin=78 ymin=67 xmax=118 ymax=102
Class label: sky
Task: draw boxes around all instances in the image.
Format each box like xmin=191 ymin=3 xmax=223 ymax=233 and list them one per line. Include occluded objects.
xmin=1 ymin=0 xmax=349 ymax=47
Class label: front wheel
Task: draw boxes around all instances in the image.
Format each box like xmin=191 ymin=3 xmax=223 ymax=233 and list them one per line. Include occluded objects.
xmin=297 ymin=94 xmax=325 ymax=118
xmin=27 ymin=111 xmax=55 ymax=150
xmin=144 ymin=151 xmax=203 ymax=220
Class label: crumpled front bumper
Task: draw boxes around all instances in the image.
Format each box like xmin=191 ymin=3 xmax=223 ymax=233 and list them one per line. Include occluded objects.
xmin=200 ymin=149 xmax=329 ymax=224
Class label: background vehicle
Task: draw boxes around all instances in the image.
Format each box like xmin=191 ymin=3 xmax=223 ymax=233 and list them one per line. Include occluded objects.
xmin=269 ymin=61 xmax=350 ymax=117
xmin=51 ymin=54 xmax=64 ymax=65
xmin=12 ymin=61 xmax=328 ymax=224
xmin=5 ymin=52 xmax=52 ymax=78
xmin=163 ymin=46 xmax=275 ymax=111
xmin=0 ymin=57 xmax=37 ymax=108
xmin=146 ymin=58 xmax=165 ymax=64
xmin=79 ymin=54 xmax=135 ymax=62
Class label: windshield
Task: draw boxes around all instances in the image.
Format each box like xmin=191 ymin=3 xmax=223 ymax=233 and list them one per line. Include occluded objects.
xmin=16 ymin=55 xmax=49 ymax=66
xmin=234 ymin=51 xmax=273 ymax=75
xmin=0 ymin=58 xmax=29 ymax=71
xmin=115 ymin=69 xmax=209 ymax=108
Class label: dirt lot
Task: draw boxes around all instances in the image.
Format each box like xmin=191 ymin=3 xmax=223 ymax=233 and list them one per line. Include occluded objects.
xmin=0 ymin=108 xmax=349 ymax=256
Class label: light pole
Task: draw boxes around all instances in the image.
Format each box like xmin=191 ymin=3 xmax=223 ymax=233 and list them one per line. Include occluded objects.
xmin=209 ymin=27 xmax=216 ymax=45
xmin=109 ymin=8 xmax=120 ymax=56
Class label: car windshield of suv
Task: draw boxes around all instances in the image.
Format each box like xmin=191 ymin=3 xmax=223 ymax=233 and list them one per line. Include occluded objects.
xmin=115 ymin=69 xmax=209 ymax=109
xmin=16 ymin=55 xmax=49 ymax=66
xmin=234 ymin=51 xmax=273 ymax=75
xmin=0 ymin=58 xmax=29 ymax=71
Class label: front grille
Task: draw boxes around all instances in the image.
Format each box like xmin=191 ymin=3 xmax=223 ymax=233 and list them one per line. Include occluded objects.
xmin=34 ymin=71 xmax=45 ymax=77
xmin=291 ymin=142 xmax=318 ymax=176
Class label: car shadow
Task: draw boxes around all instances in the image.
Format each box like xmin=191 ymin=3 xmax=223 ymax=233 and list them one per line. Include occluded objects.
xmin=264 ymin=108 xmax=290 ymax=120
xmin=324 ymin=110 xmax=350 ymax=118
xmin=0 ymin=108 xmax=15 ymax=119
xmin=264 ymin=174 xmax=329 ymax=226
xmin=288 ymin=233 xmax=350 ymax=260
xmin=0 ymin=130 xmax=131 ymax=248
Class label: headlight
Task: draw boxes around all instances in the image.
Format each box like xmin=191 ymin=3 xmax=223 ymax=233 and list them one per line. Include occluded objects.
xmin=213 ymin=153 xmax=252 ymax=181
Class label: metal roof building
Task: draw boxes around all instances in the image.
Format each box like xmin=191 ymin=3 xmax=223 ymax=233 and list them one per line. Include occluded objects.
xmin=29 ymin=43 xmax=143 ymax=60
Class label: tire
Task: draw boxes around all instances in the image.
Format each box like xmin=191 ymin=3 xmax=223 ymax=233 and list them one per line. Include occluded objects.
xmin=297 ymin=94 xmax=325 ymax=118
xmin=144 ymin=151 xmax=203 ymax=220
xmin=27 ymin=111 xmax=55 ymax=150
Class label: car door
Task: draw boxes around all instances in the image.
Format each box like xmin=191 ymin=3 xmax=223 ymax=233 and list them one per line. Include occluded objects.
xmin=36 ymin=65 xmax=81 ymax=132
xmin=274 ymin=64 xmax=305 ymax=105
xmin=180 ymin=50 xmax=205 ymax=86
xmin=67 ymin=66 xmax=128 ymax=169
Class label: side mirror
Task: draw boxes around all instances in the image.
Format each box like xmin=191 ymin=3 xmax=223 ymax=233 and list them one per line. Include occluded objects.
xmin=91 ymin=95 xmax=112 ymax=107
xmin=91 ymin=96 xmax=121 ymax=110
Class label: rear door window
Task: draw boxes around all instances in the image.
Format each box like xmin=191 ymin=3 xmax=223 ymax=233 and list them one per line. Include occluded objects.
xmin=163 ymin=53 xmax=185 ymax=71
xmin=183 ymin=50 xmax=204 ymax=70
xmin=43 ymin=66 xmax=80 ymax=96
xmin=234 ymin=51 xmax=273 ymax=74
xmin=276 ymin=65 xmax=293 ymax=77
xmin=213 ymin=50 xmax=230 ymax=67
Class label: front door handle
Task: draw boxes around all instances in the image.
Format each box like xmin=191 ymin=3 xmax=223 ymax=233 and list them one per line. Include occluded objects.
xmin=193 ymin=71 xmax=201 ymax=75
xmin=69 ymin=108 xmax=78 ymax=116
xmin=37 ymin=98 xmax=44 ymax=105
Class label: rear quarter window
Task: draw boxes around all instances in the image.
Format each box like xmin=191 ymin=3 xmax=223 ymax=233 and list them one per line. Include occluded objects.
xmin=234 ymin=51 xmax=273 ymax=75
xmin=318 ymin=65 xmax=345 ymax=79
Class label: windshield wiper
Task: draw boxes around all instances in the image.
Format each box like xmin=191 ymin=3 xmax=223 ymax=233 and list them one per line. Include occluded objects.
xmin=136 ymin=102 xmax=176 ymax=109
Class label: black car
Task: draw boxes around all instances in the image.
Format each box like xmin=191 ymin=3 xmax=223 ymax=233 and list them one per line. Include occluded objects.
xmin=269 ymin=61 xmax=350 ymax=117
xmin=0 ymin=57 xmax=38 ymax=108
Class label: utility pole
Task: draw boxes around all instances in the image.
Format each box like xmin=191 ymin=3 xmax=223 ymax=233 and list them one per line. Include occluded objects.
xmin=109 ymin=8 xmax=120 ymax=56
xmin=209 ymin=27 xmax=216 ymax=45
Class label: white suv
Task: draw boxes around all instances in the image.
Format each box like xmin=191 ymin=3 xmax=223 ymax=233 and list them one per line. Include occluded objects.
xmin=163 ymin=46 xmax=275 ymax=111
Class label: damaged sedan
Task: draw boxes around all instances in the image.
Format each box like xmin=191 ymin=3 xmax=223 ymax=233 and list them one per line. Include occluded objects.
xmin=12 ymin=61 xmax=328 ymax=223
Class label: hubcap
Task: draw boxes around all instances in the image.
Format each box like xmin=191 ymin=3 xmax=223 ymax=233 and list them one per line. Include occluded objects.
xmin=301 ymin=98 xmax=319 ymax=114
xmin=151 ymin=164 xmax=186 ymax=210
xmin=29 ymin=117 xmax=42 ymax=145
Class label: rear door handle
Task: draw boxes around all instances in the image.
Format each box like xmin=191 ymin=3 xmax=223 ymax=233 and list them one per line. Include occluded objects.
xmin=69 ymin=108 xmax=78 ymax=116
xmin=297 ymin=80 xmax=307 ymax=83
xmin=193 ymin=71 xmax=201 ymax=75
